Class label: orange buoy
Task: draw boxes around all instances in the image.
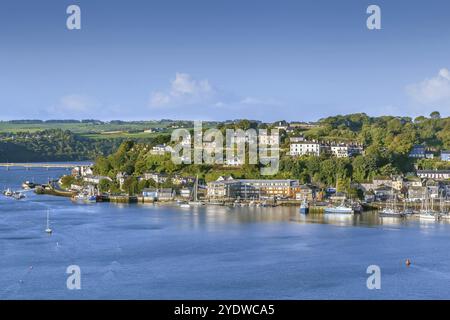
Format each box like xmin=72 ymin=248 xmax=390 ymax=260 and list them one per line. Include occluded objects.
xmin=405 ymin=259 xmax=411 ymax=266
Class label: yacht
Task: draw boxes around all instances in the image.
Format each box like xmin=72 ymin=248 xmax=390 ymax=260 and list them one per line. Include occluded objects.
xmin=379 ymin=189 xmax=404 ymax=218
xmin=325 ymin=201 xmax=354 ymax=214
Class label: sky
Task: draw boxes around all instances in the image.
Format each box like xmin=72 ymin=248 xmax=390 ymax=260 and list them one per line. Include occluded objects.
xmin=0 ymin=0 xmax=450 ymax=121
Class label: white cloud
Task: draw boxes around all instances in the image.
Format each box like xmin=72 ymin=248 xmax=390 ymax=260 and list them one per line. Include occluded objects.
xmin=150 ymin=73 xmax=215 ymax=108
xmin=406 ymin=68 xmax=450 ymax=106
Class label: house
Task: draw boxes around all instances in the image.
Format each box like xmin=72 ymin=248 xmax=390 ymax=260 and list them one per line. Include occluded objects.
xmin=373 ymin=185 xmax=393 ymax=201
xmin=391 ymin=176 xmax=405 ymax=191
xmin=441 ymin=151 xmax=450 ymax=162
xmin=180 ymin=188 xmax=191 ymax=199
xmin=171 ymin=175 xmax=196 ymax=185
xmin=116 ymin=172 xmax=128 ymax=190
xmin=409 ymin=145 xmax=426 ymax=158
xmin=72 ymin=165 xmax=93 ymax=177
xmin=143 ymin=172 xmax=169 ymax=184
xmin=259 ymin=134 xmax=279 ymax=146
xmin=417 ymin=170 xmax=450 ymax=180
xmin=294 ymin=184 xmax=316 ymax=201
xmin=225 ymin=156 xmax=244 ymax=167
xmin=83 ymin=175 xmax=112 ymax=185
xmin=407 ymin=186 xmax=427 ymax=201
xmin=150 ymin=144 xmax=173 ymax=155
xmin=290 ymin=141 xmax=323 ymax=156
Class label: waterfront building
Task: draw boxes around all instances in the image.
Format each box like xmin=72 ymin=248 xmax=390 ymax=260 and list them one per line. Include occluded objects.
xmin=294 ymin=184 xmax=316 ymax=201
xmin=180 ymin=188 xmax=191 ymax=199
xmin=373 ymin=185 xmax=393 ymax=201
xmin=206 ymin=177 xmax=301 ymax=200
xmin=142 ymin=188 xmax=174 ymax=201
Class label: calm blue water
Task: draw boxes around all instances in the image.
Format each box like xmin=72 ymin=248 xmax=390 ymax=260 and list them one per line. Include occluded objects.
xmin=1 ymin=166 xmax=450 ymax=299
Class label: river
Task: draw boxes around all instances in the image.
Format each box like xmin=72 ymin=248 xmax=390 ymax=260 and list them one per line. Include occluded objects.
xmin=1 ymin=165 xmax=450 ymax=299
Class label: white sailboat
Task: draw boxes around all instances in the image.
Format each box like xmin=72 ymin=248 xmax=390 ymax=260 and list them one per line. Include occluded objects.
xmin=188 ymin=175 xmax=203 ymax=206
xmin=379 ymin=189 xmax=404 ymax=218
xmin=418 ymin=190 xmax=438 ymax=221
xmin=45 ymin=210 xmax=52 ymax=234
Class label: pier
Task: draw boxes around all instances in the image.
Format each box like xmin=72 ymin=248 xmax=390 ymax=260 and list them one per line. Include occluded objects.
xmin=0 ymin=163 xmax=92 ymax=170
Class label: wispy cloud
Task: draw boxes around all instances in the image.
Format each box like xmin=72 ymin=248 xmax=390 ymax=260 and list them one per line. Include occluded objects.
xmin=150 ymin=73 xmax=215 ymax=108
xmin=406 ymin=68 xmax=450 ymax=107
xmin=148 ymin=73 xmax=282 ymax=120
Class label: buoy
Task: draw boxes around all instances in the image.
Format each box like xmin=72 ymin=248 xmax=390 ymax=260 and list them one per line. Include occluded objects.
xmin=406 ymin=259 xmax=411 ymax=266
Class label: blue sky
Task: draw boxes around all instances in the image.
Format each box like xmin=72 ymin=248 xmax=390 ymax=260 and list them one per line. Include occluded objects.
xmin=0 ymin=0 xmax=450 ymax=121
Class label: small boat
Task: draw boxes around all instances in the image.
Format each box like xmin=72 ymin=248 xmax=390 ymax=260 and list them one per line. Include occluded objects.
xmin=379 ymin=208 xmax=405 ymax=218
xmin=45 ymin=210 xmax=52 ymax=234
xmin=179 ymin=203 xmax=191 ymax=208
xmin=352 ymin=202 xmax=363 ymax=213
xmin=418 ymin=211 xmax=438 ymax=221
xmin=299 ymin=199 xmax=309 ymax=214
xmin=3 ymin=188 xmax=13 ymax=197
xmin=12 ymin=192 xmax=25 ymax=200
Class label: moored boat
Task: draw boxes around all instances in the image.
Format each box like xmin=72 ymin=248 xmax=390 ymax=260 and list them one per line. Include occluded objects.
xmin=325 ymin=203 xmax=354 ymax=214
xmin=299 ymin=199 xmax=309 ymax=214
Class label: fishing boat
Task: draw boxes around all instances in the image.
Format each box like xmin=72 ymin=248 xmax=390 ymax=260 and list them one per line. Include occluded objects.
xmin=45 ymin=210 xmax=52 ymax=234
xmin=299 ymin=199 xmax=309 ymax=214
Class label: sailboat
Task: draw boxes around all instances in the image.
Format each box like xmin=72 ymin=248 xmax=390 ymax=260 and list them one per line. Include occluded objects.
xmin=324 ymin=176 xmax=353 ymax=214
xmin=188 ymin=175 xmax=203 ymax=206
xmin=379 ymin=189 xmax=404 ymax=218
xmin=45 ymin=210 xmax=52 ymax=234
xmin=418 ymin=190 xmax=438 ymax=221
xmin=438 ymin=191 xmax=449 ymax=220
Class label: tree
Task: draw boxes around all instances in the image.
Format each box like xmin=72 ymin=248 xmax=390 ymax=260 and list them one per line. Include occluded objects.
xmin=98 ymin=178 xmax=112 ymax=193
xmin=60 ymin=175 xmax=76 ymax=189
xmin=430 ymin=111 xmax=441 ymax=119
